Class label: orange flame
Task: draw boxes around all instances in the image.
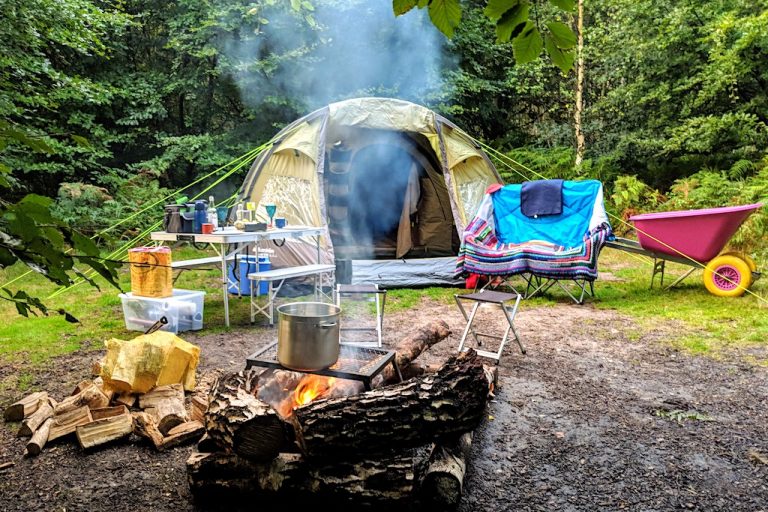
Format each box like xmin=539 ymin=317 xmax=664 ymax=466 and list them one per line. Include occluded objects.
xmin=293 ymin=375 xmax=336 ymax=409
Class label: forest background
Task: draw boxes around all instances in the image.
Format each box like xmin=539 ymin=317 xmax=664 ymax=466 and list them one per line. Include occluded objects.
xmin=1 ymin=0 xmax=767 ymax=313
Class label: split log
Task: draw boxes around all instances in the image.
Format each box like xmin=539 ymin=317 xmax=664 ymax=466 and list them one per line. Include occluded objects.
xmin=71 ymin=380 xmax=93 ymax=396
xmin=189 ymin=395 xmax=208 ymax=423
xmin=114 ymin=392 xmax=136 ymax=408
xmin=421 ymin=433 xmax=473 ymax=510
xmin=26 ymin=418 xmax=54 ymax=456
xmin=187 ymin=369 xmax=224 ymax=423
xmin=293 ymin=350 xmax=490 ymax=459
xmin=17 ymin=398 xmax=55 ymax=437
xmin=187 ymin=446 xmax=432 ymax=506
xmin=163 ymin=421 xmax=205 ymax=450
xmin=380 ymin=319 xmax=451 ymax=384
xmin=205 ymin=369 xmax=294 ymax=461
xmin=76 ymin=406 xmax=132 ymax=449
xmin=4 ymin=391 xmax=48 ymax=421
xmin=48 ymin=405 xmax=93 ymax=442
xmin=132 ymin=412 xmax=165 ymax=449
xmin=54 ymin=383 xmax=109 ymax=415
xmin=133 ymin=412 xmax=204 ymax=451
xmin=139 ymin=384 xmax=188 ymax=434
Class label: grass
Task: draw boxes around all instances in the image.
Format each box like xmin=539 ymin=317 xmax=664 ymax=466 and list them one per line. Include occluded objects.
xmin=1 ymin=244 xmax=766 ymax=394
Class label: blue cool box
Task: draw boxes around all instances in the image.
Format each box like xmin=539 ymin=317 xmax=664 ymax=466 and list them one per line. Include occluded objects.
xmin=228 ymin=256 xmax=270 ymax=295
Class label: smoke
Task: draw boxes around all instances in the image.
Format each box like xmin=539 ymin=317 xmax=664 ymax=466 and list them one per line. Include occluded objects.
xmin=223 ymin=0 xmax=451 ymax=111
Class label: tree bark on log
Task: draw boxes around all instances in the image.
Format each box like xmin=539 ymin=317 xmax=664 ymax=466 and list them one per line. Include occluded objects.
xmin=26 ymin=417 xmax=54 ymax=456
xmin=54 ymin=384 xmax=109 ymax=415
xmin=205 ymin=369 xmax=294 ymax=461
xmin=187 ymin=446 xmax=432 ymax=507
xmin=17 ymin=398 xmax=54 ymax=437
xmin=379 ymin=320 xmax=451 ymax=384
xmin=294 ymin=350 xmax=489 ymax=459
xmin=4 ymin=391 xmax=48 ymax=421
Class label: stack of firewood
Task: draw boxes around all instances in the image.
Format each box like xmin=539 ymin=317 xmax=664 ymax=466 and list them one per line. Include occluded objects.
xmin=187 ymin=320 xmax=497 ymax=510
xmin=3 ymin=376 xmax=208 ymax=456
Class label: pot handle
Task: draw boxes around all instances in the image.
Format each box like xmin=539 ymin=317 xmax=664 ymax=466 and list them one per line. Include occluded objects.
xmin=317 ymin=322 xmax=337 ymax=329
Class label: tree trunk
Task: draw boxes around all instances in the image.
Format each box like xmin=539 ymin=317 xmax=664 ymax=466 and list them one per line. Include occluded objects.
xmin=574 ymin=0 xmax=586 ymax=170
xmin=205 ymin=369 xmax=295 ymax=461
xmin=293 ymin=350 xmax=490 ymax=459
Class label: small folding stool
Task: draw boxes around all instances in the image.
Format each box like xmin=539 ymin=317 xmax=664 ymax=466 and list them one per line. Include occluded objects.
xmin=454 ymin=290 xmax=525 ymax=363
xmin=335 ymin=284 xmax=387 ymax=347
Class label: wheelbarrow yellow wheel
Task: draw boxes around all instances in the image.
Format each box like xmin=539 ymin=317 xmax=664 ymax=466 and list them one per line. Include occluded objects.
xmin=703 ymin=255 xmax=751 ymax=297
xmin=722 ymin=251 xmax=757 ymax=273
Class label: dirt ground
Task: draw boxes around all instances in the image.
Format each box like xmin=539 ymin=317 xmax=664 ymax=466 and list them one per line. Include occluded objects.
xmin=1 ymin=300 xmax=767 ymax=511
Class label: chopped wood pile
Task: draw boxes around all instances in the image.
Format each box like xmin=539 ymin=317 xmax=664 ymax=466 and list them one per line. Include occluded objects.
xmin=3 ymin=375 xmax=210 ymax=457
xmin=187 ymin=320 xmax=498 ymax=510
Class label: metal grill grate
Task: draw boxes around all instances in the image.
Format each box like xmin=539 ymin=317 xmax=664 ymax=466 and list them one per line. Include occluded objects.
xmin=245 ymin=342 xmax=400 ymax=390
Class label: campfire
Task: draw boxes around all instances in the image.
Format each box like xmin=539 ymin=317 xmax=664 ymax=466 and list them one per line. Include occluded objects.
xmin=189 ymin=320 xmax=499 ymax=509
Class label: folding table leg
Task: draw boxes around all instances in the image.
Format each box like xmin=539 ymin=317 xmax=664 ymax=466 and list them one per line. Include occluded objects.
xmin=501 ymin=295 xmax=526 ymax=355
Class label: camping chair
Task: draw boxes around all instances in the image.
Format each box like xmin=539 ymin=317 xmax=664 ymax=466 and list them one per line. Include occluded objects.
xmin=456 ymin=180 xmax=613 ymax=304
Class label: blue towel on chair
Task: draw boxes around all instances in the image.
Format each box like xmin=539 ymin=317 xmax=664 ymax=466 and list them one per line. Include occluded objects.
xmin=521 ymin=179 xmax=563 ymax=217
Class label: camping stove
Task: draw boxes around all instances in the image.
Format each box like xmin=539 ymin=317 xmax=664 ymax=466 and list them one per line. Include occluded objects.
xmin=246 ymin=343 xmax=401 ymax=390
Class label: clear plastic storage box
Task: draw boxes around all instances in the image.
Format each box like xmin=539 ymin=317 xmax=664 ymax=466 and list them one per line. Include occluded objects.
xmin=119 ymin=289 xmax=205 ymax=334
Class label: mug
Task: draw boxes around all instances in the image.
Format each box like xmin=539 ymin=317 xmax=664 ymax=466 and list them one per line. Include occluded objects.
xmin=201 ymin=223 xmax=214 ymax=234
xmin=275 ymin=217 xmax=286 ymax=229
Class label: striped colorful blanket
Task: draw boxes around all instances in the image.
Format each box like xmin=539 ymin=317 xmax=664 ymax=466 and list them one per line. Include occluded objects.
xmin=456 ymin=183 xmax=613 ymax=281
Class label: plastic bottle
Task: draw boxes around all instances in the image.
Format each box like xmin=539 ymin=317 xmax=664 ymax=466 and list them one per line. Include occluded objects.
xmin=207 ymin=196 xmax=218 ymax=230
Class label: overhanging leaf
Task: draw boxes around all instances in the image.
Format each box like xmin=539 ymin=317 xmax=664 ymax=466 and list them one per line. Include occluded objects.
xmin=71 ymin=230 xmax=100 ymax=257
xmin=393 ymin=0 xmax=417 ymax=15
xmin=484 ymin=0 xmax=519 ymax=21
xmin=428 ymin=0 xmax=462 ymax=38
xmin=512 ymin=22 xmax=543 ymax=64
xmin=548 ymin=0 xmax=575 ymax=11
xmin=546 ymin=21 xmax=577 ymax=49
xmin=545 ymin=34 xmax=575 ymax=73
xmin=70 ymin=134 xmax=91 ymax=148
xmin=495 ymin=1 xmax=529 ymax=42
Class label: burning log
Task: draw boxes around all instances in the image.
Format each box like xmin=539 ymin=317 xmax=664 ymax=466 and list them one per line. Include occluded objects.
xmin=293 ymin=350 xmax=490 ymax=460
xmin=205 ymin=369 xmax=295 ymax=461
xmin=186 ymin=446 xmax=433 ymax=507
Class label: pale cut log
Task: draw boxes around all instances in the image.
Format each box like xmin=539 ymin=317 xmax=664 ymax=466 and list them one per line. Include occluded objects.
xmin=76 ymin=409 xmax=133 ymax=449
xmin=94 ymin=377 xmax=115 ymax=402
xmin=138 ymin=383 xmax=185 ymax=409
xmin=421 ymin=433 xmax=473 ymax=509
xmin=26 ymin=417 xmax=54 ymax=456
xmin=146 ymin=399 xmax=188 ymax=435
xmin=189 ymin=394 xmax=208 ymax=423
xmin=54 ymin=383 xmax=109 ymax=415
xmin=90 ymin=405 xmax=129 ymax=420
xmin=4 ymin=391 xmax=48 ymax=421
xmin=187 ymin=370 xmax=224 ymax=423
xmin=48 ymin=405 xmax=93 ymax=442
xmin=380 ymin=319 xmax=451 ymax=383
xmin=293 ymin=350 xmax=490 ymax=459
xmin=18 ymin=398 xmax=54 ymax=437
xmin=71 ymin=380 xmax=93 ymax=396
xmin=114 ymin=392 xmax=136 ymax=408
xmin=205 ymin=370 xmax=294 ymax=461
xmin=186 ymin=447 xmax=432 ymax=506
xmin=92 ymin=359 xmax=103 ymax=377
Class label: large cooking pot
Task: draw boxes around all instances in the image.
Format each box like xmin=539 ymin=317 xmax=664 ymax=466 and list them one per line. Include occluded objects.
xmin=277 ymin=302 xmax=341 ymax=371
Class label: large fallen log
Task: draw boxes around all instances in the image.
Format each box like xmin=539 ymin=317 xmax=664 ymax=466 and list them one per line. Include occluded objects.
xmin=204 ymin=369 xmax=295 ymax=461
xmin=186 ymin=446 xmax=433 ymax=506
xmin=4 ymin=391 xmax=48 ymax=422
xmin=293 ymin=350 xmax=490 ymax=460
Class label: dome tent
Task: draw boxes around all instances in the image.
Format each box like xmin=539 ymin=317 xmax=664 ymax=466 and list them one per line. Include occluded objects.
xmin=236 ymin=97 xmax=501 ymax=286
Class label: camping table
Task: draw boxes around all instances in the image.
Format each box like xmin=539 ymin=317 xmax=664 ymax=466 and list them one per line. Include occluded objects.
xmin=150 ymin=226 xmax=325 ymax=327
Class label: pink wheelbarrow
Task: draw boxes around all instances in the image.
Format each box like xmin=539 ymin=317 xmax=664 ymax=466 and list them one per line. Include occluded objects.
xmin=606 ymin=203 xmax=763 ymax=297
